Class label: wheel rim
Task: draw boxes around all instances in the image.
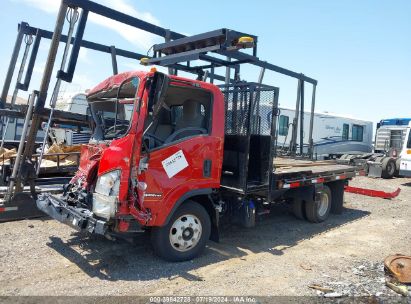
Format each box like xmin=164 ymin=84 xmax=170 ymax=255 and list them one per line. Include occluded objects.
xmin=169 ymin=214 xmax=202 ymax=252
xmin=317 ymin=192 xmax=329 ymax=217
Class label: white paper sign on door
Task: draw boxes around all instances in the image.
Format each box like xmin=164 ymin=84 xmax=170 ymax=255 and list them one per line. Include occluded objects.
xmin=161 ymin=150 xmax=189 ymax=178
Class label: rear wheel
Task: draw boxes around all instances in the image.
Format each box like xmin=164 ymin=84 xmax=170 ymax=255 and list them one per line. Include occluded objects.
xmin=394 ymin=158 xmax=401 ymax=177
xmin=381 ymin=157 xmax=396 ymax=179
xmin=305 ymin=185 xmax=332 ymax=223
xmin=292 ymin=198 xmax=305 ymax=220
xmin=328 ymin=181 xmax=345 ymax=214
xmin=150 ymin=201 xmax=211 ymax=262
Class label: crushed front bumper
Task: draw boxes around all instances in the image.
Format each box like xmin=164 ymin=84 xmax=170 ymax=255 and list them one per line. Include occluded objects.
xmin=37 ymin=194 xmax=107 ymax=235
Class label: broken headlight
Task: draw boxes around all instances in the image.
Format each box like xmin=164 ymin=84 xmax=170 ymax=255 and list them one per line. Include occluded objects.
xmin=93 ymin=170 xmax=121 ymax=220
xmin=94 ymin=170 xmax=121 ymax=196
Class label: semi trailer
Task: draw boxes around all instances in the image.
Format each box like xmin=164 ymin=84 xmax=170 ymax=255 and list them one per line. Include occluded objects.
xmin=339 ymin=118 xmax=411 ymax=178
xmin=37 ymin=70 xmax=357 ymax=261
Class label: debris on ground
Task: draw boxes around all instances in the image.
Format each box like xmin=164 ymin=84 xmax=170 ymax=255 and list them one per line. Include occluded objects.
xmin=385 ymin=279 xmax=409 ymax=297
xmin=300 ymin=263 xmax=312 ymax=271
xmin=310 ymin=261 xmax=411 ymax=298
xmin=384 ymin=254 xmax=411 ymax=284
xmin=308 ymin=284 xmax=333 ymax=292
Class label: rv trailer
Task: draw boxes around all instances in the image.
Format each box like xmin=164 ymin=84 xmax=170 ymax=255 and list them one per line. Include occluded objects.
xmin=253 ymin=104 xmax=373 ymax=159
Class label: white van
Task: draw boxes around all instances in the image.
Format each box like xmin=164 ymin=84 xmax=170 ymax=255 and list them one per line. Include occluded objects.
xmin=399 ymin=122 xmax=411 ymax=177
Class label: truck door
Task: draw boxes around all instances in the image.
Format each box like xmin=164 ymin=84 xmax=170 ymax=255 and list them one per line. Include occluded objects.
xmin=138 ymin=83 xmax=222 ymax=226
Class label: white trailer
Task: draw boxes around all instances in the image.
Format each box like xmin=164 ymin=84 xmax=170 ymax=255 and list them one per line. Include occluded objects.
xmin=257 ymin=104 xmax=373 ymax=159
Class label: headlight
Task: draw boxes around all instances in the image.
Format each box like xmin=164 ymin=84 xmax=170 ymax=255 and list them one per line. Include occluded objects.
xmin=95 ymin=170 xmax=121 ymax=196
xmin=93 ymin=193 xmax=117 ymax=220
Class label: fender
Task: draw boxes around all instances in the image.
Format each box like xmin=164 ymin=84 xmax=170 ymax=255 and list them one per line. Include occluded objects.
xmin=161 ymin=187 xmax=220 ymax=242
xmin=283 ymin=185 xmax=315 ymax=202
xmin=163 ymin=188 xmax=213 ymax=226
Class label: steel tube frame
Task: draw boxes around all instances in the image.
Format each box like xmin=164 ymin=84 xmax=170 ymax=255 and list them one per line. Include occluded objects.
xmin=6 ymin=91 xmax=37 ymax=198
xmin=308 ymin=84 xmax=317 ymax=158
xmin=0 ymin=22 xmax=28 ymax=108
xmin=300 ymin=80 xmax=304 ymax=156
xmin=1 ymin=34 xmax=33 ymax=149
xmin=36 ymin=7 xmax=79 ymax=175
xmin=21 ymin=2 xmax=68 ymax=174
xmin=290 ymin=80 xmax=302 ymax=156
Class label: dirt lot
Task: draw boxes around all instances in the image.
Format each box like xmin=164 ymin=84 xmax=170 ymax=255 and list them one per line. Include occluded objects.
xmin=0 ymin=176 xmax=410 ymax=297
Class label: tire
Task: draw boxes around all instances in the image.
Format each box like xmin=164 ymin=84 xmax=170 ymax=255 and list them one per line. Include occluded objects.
xmin=381 ymin=157 xmax=396 ymax=179
xmin=328 ymin=181 xmax=345 ymax=214
xmin=292 ymin=198 xmax=305 ymax=220
xmin=150 ymin=201 xmax=211 ymax=262
xmin=394 ymin=158 xmax=401 ymax=177
xmin=305 ymin=185 xmax=332 ymax=223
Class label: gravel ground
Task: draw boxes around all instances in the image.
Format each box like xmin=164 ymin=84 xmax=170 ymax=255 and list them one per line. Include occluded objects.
xmin=0 ymin=176 xmax=410 ymax=298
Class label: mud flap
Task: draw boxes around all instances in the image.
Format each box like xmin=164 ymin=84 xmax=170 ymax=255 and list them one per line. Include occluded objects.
xmin=0 ymin=193 xmax=45 ymax=222
xmin=367 ymin=162 xmax=382 ymax=178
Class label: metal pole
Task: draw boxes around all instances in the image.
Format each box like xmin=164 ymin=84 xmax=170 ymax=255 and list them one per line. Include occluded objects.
xmin=36 ymin=7 xmax=78 ymax=175
xmin=1 ymin=34 xmax=33 ymax=149
xmin=5 ymin=91 xmax=36 ymax=200
xmin=225 ymin=57 xmax=231 ymax=85
xmin=17 ymin=2 xmax=68 ymax=190
xmin=210 ymin=65 xmax=215 ymax=84
xmin=308 ymin=84 xmax=316 ymax=159
xmin=299 ymin=80 xmax=304 ymax=156
xmin=203 ymin=70 xmax=209 ymax=82
xmin=290 ymin=79 xmax=301 ymax=156
xmin=110 ymin=45 xmax=118 ymax=75
xmin=257 ymin=67 xmax=265 ymax=85
xmin=165 ymin=29 xmax=174 ymax=75
xmin=0 ymin=23 xmax=27 ymax=108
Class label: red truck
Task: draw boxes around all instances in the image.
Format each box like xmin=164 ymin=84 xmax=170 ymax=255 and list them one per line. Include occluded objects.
xmin=37 ymin=70 xmax=356 ymax=261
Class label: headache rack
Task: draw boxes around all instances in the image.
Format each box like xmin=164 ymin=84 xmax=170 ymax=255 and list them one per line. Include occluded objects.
xmin=218 ymin=83 xmax=279 ymax=201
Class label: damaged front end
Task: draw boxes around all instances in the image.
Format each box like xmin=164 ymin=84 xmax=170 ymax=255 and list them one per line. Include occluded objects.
xmin=36 ymin=72 xmax=169 ymax=236
xmin=36 ymin=72 xmax=152 ymax=236
xmin=37 ymin=194 xmax=107 ymax=235
xmin=36 ymin=144 xmax=110 ymax=235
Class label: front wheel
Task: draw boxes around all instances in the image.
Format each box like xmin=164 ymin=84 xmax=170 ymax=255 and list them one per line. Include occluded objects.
xmin=150 ymin=201 xmax=211 ymax=262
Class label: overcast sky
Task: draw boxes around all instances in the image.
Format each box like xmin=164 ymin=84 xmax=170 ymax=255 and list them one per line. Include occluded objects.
xmin=0 ymin=0 xmax=410 ymax=127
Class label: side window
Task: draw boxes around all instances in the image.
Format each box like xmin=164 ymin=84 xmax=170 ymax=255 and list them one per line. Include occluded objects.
xmin=407 ymin=129 xmax=411 ymax=148
xmin=278 ymin=115 xmax=289 ymax=136
xmin=352 ymin=125 xmax=364 ymax=142
xmin=342 ymin=123 xmax=349 ymax=140
xmin=145 ymin=86 xmax=212 ymax=149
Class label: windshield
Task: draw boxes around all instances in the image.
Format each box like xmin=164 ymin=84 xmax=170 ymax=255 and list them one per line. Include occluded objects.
xmin=88 ymin=77 xmax=139 ymax=141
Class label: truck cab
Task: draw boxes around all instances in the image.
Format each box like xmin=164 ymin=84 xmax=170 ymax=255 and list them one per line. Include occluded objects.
xmin=399 ymin=122 xmax=411 ymax=177
xmin=38 ymin=70 xmax=225 ymax=261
